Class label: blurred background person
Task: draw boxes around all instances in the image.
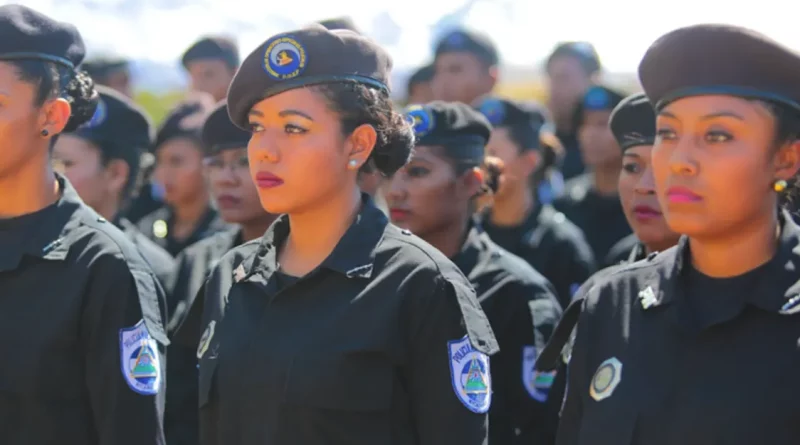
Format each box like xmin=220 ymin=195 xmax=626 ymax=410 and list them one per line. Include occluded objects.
xmin=81 ymin=55 xmax=133 ymax=98
xmin=181 ymin=35 xmax=240 ymax=102
xmin=431 ymin=28 xmax=498 ymax=105
xmin=406 ymin=63 xmax=435 ymax=105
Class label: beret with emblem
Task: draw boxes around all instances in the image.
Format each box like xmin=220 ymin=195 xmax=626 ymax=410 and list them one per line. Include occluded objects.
xmin=70 ymin=85 xmax=153 ymax=167
xmin=406 ymin=101 xmax=492 ymax=163
xmin=181 ymin=36 xmax=240 ymax=70
xmin=0 ymin=4 xmax=85 ymax=69
xmin=227 ymin=25 xmax=392 ymax=130
xmin=154 ymin=93 xmax=216 ymax=151
xmin=475 ymin=96 xmax=549 ymax=150
xmin=435 ymin=29 xmax=498 ymax=66
xmin=639 ymin=24 xmax=800 ymax=113
xmin=609 ymin=93 xmax=656 ymax=151
xmin=201 ymin=101 xmax=250 ymax=156
xmin=573 ymin=85 xmax=626 ymax=127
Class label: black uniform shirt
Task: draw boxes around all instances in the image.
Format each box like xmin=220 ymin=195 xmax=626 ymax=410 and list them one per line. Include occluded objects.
xmin=137 ymin=206 xmax=230 ymax=257
xmin=165 ymin=228 xmax=242 ymax=445
xmin=454 ymin=225 xmax=563 ymax=445
xmin=556 ymin=211 xmax=800 ymax=445
xmin=483 ymin=204 xmax=596 ymax=307
xmin=176 ymin=194 xmax=499 ymax=445
xmin=0 ymin=175 xmax=168 ymax=445
xmin=603 ymin=233 xmax=645 ymax=268
xmin=554 ymin=173 xmax=632 ymax=262
xmin=116 ymin=216 xmax=175 ymax=290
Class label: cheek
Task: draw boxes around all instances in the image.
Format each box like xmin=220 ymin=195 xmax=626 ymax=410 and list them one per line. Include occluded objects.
xmin=651 ymin=144 xmax=671 ymax=189
xmin=617 ymin=173 xmax=637 ymax=211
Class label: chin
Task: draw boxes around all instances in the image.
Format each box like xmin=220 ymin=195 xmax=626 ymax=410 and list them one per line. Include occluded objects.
xmin=662 ymin=211 xmax=708 ymax=239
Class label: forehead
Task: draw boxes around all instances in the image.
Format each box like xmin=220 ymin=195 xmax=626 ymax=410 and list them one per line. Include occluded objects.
xmin=582 ymin=109 xmax=613 ymax=123
xmin=547 ymin=55 xmax=586 ymax=76
xmin=435 ymin=52 xmax=483 ymax=70
xmin=660 ymin=95 xmax=768 ymax=120
xmin=186 ymin=59 xmax=229 ymax=73
xmin=249 ymin=88 xmax=327 ymax=117
xmin=157 ymin=137 xmax=203 ymax=155
xmin=54 ymin=134 xmax=101 ymax=157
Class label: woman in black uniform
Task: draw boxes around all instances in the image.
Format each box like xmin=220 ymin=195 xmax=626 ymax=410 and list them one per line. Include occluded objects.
xmin=165 ymin=101 xmax=277 ymax=445
xmin=603 ymin=93 xmax=680 ymax=267
xmin=0 ymin=5 xmax=168 ymax=444
xmin=475 ymin=96 xmax=596 ymax=305
xmin=554 ymin=25 xmax=800 ymax=445
xmin=137 ymin=94 xmax=230 ymax=256
xmin=175 ymin=25 xmax=498 ymax=445
xmin=554 ymin=85 xmax=632 ymax=261
xmin=387 ymin=101 xmax=564 ymax=445
xmin=53 ymin=85 xmax=175 ymax=287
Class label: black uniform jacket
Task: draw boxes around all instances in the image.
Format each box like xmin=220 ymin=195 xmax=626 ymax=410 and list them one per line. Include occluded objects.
xmin=454 ymin=225 xmax=563 ymax=445
xmin=603 ymin=233 xmax=645 ymax=268
xmin=554 ymin=173 xmax=632 ymax=262
xmin=175 ymin=194 xmax=499 ymax=445
xmin=117 ymin=216 xmax=175 ymax=290
xmin=484 ymin=205 xmax=596 ymax=308
xmin=0 ymin=175 xmax=169 ymax=445
xmin=165 ymin=228 xmax=242 ymax=445
xmin=137 ymin=206 xmax=230 ymax=257
xmin=553 ymin=211 xmax=800 ymax=445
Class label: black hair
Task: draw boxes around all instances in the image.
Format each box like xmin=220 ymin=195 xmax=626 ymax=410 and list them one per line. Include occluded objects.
xmin=407 ymin=64 xmax=434 ymax=94
xmin=500 ymin=122 xmax=564 ymax=186
xmin=757 ymin=100 xmax=800 ymax=209
xmin=314 ymin=82 xmax=414 ymax=176
xmin=98 ymin=146 xmax=143 ymax=205
xmin=11 ymin=60 xmax=98 ymax=133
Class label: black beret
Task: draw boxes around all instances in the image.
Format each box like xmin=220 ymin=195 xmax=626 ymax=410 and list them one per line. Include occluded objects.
xmin=406 ymin=101 xmax=491 ymax=161
xmin=201 ymin=102 xmax=250 ymax=157
xmin=154 ymin=93 xmax=216 ymax=151
xmin=316 ymin=17 xmax=360 ymax=33
xmin=227 ymin=25 xmax=392 ymax=130
xmin=0 ymin=4 xmax=85 ymax=69
xmin=609 ymin=93 xmax=656 ymax=151
xmin=547 ymin=41 xmax=601 ymax=74
xmin=181 ymin=36 xmax=240 ymax=70
xmin=639 ymin=24 xmax=800 ymax=113
xmin=69 ymin=85 xmax=153 ymax=167
xmin=475 ymin=96 xmax=548 ymax=128
xmin=409 ymin=63 xmax=435 ymax=86
xmin=81 ymin=56 xmax=129 ymax=79
xmin=435 ymin=29 xmax=498 ymax=66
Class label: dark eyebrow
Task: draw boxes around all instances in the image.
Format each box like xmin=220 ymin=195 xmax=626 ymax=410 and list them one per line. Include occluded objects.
xmin=278 ymin=109 xmax=314 ymax=121
xmin=622 ymin=152 xmax=641 ymax=158
xmin=657 ymin=110 xmax=744 ymax=121
xmin=248 ymin=109 xmax=262 ymax=118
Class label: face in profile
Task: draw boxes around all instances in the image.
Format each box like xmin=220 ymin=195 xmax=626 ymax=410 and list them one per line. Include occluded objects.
xmin=578 ymin=110 xmax=621 ymax=169
xmin=432 ymin=53 xmax=492 ymax=105
xmin=153 ymin=137 xmax=207 ymax=207
xmin=618 ymin=143 xmax=678 ymax=251
xmin=246 ymin=88 xmax=354 ymax=215
xmin=386 ymin=145 xmax=475 ymax=237
xmin=485 ymin=127 xmax=535 ymax=202
xmin=53 ymin=135 xmax=125 ymax=211
xmin=205 ymin=147 xmax=269 ymax=225
xmin=652 ymin=95 xmax=788 ymax=238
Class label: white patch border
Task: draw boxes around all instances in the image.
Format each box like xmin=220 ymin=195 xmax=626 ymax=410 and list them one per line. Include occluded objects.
xmin=448 ymin=335 xmax=492 ymax=414
xmin=119 ymin=319 xmax=162 ymax=396
xmin=589 ymin=357 xmax=622 ymax=402
xmin=197 ymin=320 xmax=216 ymax=360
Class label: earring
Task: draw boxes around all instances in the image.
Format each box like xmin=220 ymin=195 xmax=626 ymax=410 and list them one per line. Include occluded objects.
xmin=774 ymin=179 xmax=788 ymax=193
xmin=40 ymin=129 xmax=49 ymax=137
xmin=348 ymin=159 xmax=358 ymax=169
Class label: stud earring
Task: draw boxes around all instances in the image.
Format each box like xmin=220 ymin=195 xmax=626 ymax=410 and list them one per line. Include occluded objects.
xmin=348 ymin=159 xmax=358 ymax=168
xmin=40 ymin=129 xmax=49 ymax=137
xmin=774 ymin=179 xmax=788 ymax=193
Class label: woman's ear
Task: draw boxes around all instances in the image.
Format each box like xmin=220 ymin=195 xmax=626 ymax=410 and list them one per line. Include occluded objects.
xmin=39 ymin=98 xmax=71 ymax=136
xmin=774 ymin=139 xmax=800 ymax=181
xmin=460 ymin=166 xmax=484 ymax=198
xmin=345 ymin=124 xmax=377 ymax=170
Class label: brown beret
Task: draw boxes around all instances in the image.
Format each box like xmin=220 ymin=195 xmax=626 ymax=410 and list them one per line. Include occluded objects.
xmin=316 ymin=17 xmax=360 ymax=33
xmin=227 ymin=25 xmax=392 ymax=130
xmin=201 ymin=101 xmax=250 ymax=156
xmin=154 ymin=93 xmax=216 ymax=151
xmin=0 ymin=4 xmax=85 ymax=69
xmin=639 ymin=24 xmax=800 ymax=112
xmin=609 ymin=93 xmax=656 ymax=151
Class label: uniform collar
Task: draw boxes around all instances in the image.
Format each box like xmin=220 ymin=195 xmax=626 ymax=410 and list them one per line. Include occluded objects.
xmin=0 ymin=174 xmax=82 ymax=271
xmin=452 ymin=222 xmax=487 ymax=274
xmin=627 ymin=241 xmax=646 ymax=263
xmin=246 ymin=193 xmax=387 ymax=281
xmin=639 ymin=209 xmax=800 ymax=315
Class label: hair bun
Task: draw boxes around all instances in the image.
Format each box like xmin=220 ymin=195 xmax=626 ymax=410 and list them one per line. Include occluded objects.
xmin=370 ymin=108 xmax=414 ymax=176
xmin=62 ymin=70 xmax=99 ymax=132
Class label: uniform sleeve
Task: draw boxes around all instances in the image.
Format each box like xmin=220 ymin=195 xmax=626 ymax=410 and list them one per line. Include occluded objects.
xmin=404 ymin=275 xmax=494 ymax=445
xmin=555 ymin=301 xmax=591 ymax=445
xmin=554 ymin=235 xmax=596 ymax=306
xmin=80 ymin=256 xmax=167 ymax=445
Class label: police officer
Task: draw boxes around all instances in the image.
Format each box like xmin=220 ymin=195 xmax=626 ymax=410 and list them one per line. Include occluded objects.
xmin=0 ymin=5 xmax=167 ymax=444
xmin=165 ymin=101 xmax=278 ymax=445
xmin=388 ymin=101 xmax=564 ymax=445
xmin=174 ymin=25 xmax=499 ymax=444
xmin=53 ymin=85 xmax=175 ymax=288
xmin=476 ymin=96 xmax=596 ymax=305
xmin=604 ymin=92 xmax=680 ymax=267
xmin=553 ymin=25 xmax=800 ymax=445
xmin=554 ymin=85 xmax=632 ymax=261
xmin=181 ymin=36 xmax=240 ymax=102
xmin=137 ymin=95 xmax=230 ymax=256
xmin=431 ymin=29 xmax=498 ymax=105
xmin=406 ymin=63 xmax=435 ymax=105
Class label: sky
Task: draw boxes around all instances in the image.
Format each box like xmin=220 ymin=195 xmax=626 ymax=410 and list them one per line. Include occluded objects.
xmin=11 ymin=0 xmax=800 ymax=74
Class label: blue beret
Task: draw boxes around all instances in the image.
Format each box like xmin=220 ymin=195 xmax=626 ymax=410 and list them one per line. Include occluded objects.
xmin=406 ymin=101 xmax=491 ymax=160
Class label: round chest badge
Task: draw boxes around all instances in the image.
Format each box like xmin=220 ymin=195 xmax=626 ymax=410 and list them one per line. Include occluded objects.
xmin=152 ymin=220 xmax=168 ymax=239
xmin=264 ymin=36 xmax=307 ymax=80
xmin=406 ymin=105 xmax=435 ymax=138
xmin=590 ymin=357 xmax=622 ymax=401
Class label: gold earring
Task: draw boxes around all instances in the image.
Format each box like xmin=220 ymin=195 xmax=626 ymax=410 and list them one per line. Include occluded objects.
xmin=774 ymin=179 xmax=788 ymax=193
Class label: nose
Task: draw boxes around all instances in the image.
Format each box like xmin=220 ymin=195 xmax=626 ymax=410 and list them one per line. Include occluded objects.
xmin=668 ymin=137 xmax=698 ymax=177
xmin=385 ymin=174 xmax=407 ymax=204
xmin=247 ymin=132 xmax=279 ymax=164
xmin=634 ymin=165 xmax=657 ymax=196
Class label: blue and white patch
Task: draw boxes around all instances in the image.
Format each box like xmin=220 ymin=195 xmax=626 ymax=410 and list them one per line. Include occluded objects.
xmin=406 ymin=105 xmax=435 ymax=138
xmin=448 ymin=335 xmax=492 ymax=413
xmin=584 ymin=86 xmax=610 ymax=110
xmin=522 ymin=346 xmax=556 ymax=402
xmin=477 ymin=97 xmax=505 ymax=126
xmin=263 ymin=36 xmax=307 ymax=80
xmin=119 ymin=320 xmax=161 ymax=396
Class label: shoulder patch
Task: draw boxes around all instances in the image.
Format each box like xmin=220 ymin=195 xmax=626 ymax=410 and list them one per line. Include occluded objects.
xmin=523 ymin=346 xmax=556 ymax=402
xmin=119 ymin=320 xmax=162 ymax=395
xmin=448 ymin=335 xmax=492 ymax=413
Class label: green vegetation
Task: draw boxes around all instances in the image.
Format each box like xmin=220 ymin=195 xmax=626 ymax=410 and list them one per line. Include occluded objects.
xmin=134 ymin=90 xmax=186 ymax=126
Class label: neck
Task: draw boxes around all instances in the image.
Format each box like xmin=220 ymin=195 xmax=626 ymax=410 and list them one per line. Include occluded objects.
xmin=423 ymin=216 xmax=470 ymax=259
xmin=97 ymin=199 xmax=120 ymax=222
xmin=0 ymin=158 xmax=59 ymax=219
xmin=592 ymin=166 xmax=620 ymax=196
xmin=241 ymin=213 xmax=278 ymax=242
xmin=283 ymin=187 xmax=361 ymax=273
xmin=173 ymin=191 xmax=210 ymax=226
xmin=490 ymin=186 xmax=534 ymax=227
xmin=689 ymin=211 xmax=779 ymax=278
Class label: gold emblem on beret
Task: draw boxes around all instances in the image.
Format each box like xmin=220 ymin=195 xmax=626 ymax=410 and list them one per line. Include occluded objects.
xmin=264 ymin=37 xmax=307 ymax=80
